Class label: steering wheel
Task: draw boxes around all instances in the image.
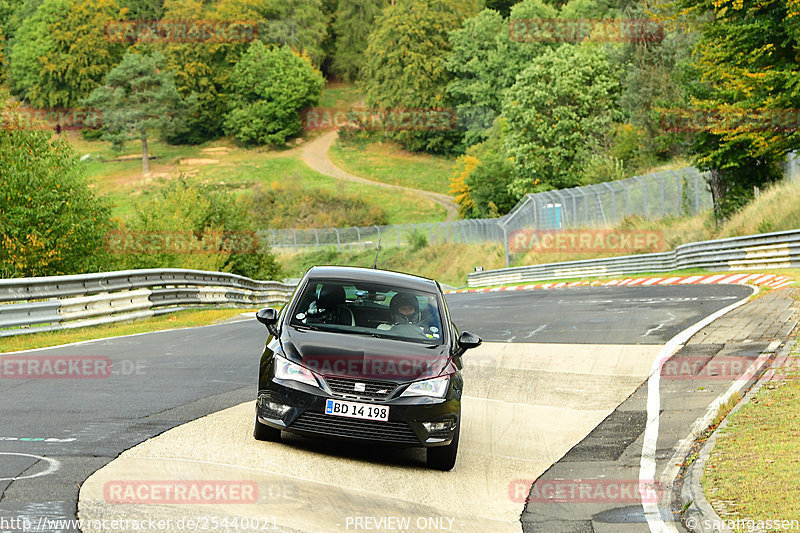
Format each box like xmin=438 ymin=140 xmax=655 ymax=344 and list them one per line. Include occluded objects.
xmin=389 ymin=323 xmax=429 ymax=339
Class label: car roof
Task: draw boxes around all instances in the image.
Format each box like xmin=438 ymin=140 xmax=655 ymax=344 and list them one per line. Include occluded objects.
xmin=304 ymin=266 xmax=440 ymax=292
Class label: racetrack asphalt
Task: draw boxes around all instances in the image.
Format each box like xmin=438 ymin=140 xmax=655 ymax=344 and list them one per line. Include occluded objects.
xmin=0 ymin=284 xmax=752 ymax=532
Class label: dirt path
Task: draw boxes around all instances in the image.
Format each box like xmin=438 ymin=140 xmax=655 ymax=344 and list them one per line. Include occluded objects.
xmin=300 ymin=130 xmax=459 ymax=221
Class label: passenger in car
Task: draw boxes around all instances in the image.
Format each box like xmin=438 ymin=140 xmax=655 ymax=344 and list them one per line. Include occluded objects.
xmin=307 ymin=284 xmax=355 ymax=326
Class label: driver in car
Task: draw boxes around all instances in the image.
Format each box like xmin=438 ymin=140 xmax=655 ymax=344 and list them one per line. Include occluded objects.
xmin=379 ymin=292 xmax=441 ymax=340
xmin=390 ymin=292 xmax=419 ymax=325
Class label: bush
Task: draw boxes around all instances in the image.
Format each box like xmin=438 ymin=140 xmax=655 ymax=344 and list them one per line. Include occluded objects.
xmin=579 ymin=153 xmax=626 ymax=185
xmin=450 ymin=119 xmax=517 ymax=218
xmin=248 ymin=182 xmax=388 ymax=229
xmin=407 ymin=229 xmax=428 ymax=251
xmin=111 ymin=179 xmax=281 ymax=281
xmin=503 ymin=43 xmax=622 ymax=194
xmin=0 ymin=26 xmax=6 ymax=85
xmin=1 ymin=96 xmax=112 ymax=277
xmin=224 ymin=42 xmax=324 ymax=146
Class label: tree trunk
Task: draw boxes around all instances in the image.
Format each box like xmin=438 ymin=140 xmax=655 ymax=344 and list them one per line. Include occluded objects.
xmin=709 ymin=168 xmax=726 ymax=221
xmin=141 ymin=135 xmax=150 ymax=176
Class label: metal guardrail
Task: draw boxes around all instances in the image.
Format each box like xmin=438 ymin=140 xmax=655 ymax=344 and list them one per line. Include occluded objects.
xmin=467 ymin=229 xmax=800 ymax=287
xmin=4 ymin=230 xmax=797 ymax=336
xmin=0 ymin=268 xmax=297 ymax=337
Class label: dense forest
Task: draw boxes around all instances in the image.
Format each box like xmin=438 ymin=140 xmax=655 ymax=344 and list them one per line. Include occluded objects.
xmin=2 ymin=0 xmax=799 ymax=277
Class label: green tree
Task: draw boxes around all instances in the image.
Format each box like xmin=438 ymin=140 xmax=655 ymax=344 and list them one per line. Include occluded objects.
xmin=120 ymin=0 xmax=164 ymax=19
xmin=331 ymin=0 xmax=389 ymax=81
xmin=160 ymin=0 xmax=237 ymax=144
xmin=8 ymin=0 xmax=66 ymax=103
xmin=502 ymin=43 xmax=622 ymax=194
xmin=224 ymin=41 xmax=324 ymax=146
xmin=450 ymin=118 xmax=517 ymax=218
xmin=2 ymin=0 xmax=40 ymax=89
xmin=0 ymin=0 xmax=25 ymax=43
xmin=361 ymin=0 xmax=479 ymax=153
xmin=85 ymin=50 xmax=185 ymax=175
xmin=215 ymin=0 xmax=329 ymax=68
xmin=664 ymin=0 xmax=798 ymax=218
xmin=1 ymin=95 xmax=112 ymax=277
xmin=608 ymin=2 xmax=693 ymax=161
xmin=558 ymin=0 xmax=614 ymax=19
xmin=8 ymin=0 xmax=126 ymax=108
xmin=447 ymin=2 xmax=557 ymax=147
xmin=0 ymin=27 xmax=6 ymax=85
xmin=484 ymin=0 xmax=519 ymax=18
xmin=0 ymin=0 xmax=21 ymax=83
xmin=319 ymin=0 xmax=338 ymax=75
xmin=259 ymin=0 xmax=329 ymax=68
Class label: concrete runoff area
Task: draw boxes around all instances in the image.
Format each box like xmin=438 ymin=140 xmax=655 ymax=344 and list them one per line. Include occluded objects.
xmin=77 ymin=342 xmax=664 ymax=533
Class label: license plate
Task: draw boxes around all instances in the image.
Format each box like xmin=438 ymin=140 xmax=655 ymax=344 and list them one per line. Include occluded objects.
xmin=324 ymin=399 xmax=389 ymax=421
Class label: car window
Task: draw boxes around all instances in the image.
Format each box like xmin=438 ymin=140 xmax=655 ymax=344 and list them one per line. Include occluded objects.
xmin=289 ymin=279 xmax=444 ymax=344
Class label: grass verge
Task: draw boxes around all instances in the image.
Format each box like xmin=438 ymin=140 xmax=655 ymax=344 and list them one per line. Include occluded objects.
xmin=317 ymin=82 xmax=364 ymax=109
xmin=328 ymin=138 xmax=456 ymax=193
xmin=701 ymin=332 xmax=800 ymax=526
xmin=0 ymin=307 xmax=258 ymax=354
xmin=69 ymin=134 xmax=445 ymax=224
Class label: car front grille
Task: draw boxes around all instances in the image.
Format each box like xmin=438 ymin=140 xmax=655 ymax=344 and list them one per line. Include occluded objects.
xmin=323 ymin=377 xmax=399 ymax=401
xmin=288 ymin=411 xmax=419 ymax=445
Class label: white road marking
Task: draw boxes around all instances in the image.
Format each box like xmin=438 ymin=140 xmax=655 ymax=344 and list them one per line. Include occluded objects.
xmin=0 ymin=452 xmax=61 ymax=481
xmin=639 ymin=286 xmax=755 ymax=533
xmin=643 ymin=312 xmax=676 ymax=337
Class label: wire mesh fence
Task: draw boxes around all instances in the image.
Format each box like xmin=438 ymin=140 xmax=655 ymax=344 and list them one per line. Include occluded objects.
xmin=500 ymin=167 xmax=710 ymax=233
xmin=259 ymin=167 xmax=712 ymax=263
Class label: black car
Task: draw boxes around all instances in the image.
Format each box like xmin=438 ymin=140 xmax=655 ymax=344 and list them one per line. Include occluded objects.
xmin=253 ymin=266 xmax=482 ymax=470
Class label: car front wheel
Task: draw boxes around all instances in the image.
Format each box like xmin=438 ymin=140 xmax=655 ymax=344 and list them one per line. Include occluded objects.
xmin=426 ymin=422 xmax=459 ymax=471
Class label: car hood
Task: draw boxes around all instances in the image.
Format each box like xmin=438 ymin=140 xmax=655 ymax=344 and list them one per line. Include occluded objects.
xmin=280 ymin=326 xmax=450 ymax=382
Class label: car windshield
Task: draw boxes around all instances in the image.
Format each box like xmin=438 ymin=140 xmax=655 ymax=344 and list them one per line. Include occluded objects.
xmin=289 ymin=279 xmax=444 ymax=344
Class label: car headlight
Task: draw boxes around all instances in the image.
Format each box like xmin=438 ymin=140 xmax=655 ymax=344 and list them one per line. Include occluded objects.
xmin=274 ymin=354 xmax=319 ymax=388
xmin=400 ymin=376 xmax=450 ymax=398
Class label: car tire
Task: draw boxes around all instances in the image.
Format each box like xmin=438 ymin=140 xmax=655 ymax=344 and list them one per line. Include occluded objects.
xmin=426 ymin=422 xmax=459 ymax=471
xmin=254 ymin=417 xmax=281 ymax=442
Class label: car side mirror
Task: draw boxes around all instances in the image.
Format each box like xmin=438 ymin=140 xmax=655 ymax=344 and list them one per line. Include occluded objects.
xmin=256 ymin=308 xmax=280 ymax=336
xmin=458 ymin=331 xmax=482 ymax=351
